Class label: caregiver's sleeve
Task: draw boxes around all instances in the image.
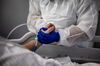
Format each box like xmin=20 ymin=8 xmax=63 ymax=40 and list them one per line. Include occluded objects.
xmin=58 ymin=0 xmax=98 ymax=47
xmin=27 ymin=0 xmax=47 ymax=33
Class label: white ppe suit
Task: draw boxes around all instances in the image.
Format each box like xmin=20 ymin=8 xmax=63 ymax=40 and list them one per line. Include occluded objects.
xmin=27 ymin=0 xmax=98 ymax=47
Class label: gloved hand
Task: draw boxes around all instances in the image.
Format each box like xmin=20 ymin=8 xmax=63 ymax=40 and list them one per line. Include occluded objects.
xmin=37 ymin=27 xmax=60 ymax=44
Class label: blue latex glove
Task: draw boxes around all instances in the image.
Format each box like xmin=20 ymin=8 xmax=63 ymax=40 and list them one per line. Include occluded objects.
xmin=37 ymin=27 xmax=60 ymax=44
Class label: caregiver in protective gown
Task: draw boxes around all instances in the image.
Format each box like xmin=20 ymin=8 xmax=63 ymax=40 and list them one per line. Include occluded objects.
xmin=27 ymin=0 xmax=98 ymax=48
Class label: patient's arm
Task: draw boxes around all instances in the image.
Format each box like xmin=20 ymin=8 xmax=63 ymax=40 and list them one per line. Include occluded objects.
xmin=22 ymin=40 xmax=36 ymax=50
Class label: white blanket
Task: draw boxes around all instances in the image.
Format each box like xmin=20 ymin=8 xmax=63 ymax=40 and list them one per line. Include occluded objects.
xmin=0 ymin=40 xmax=99 ymax=66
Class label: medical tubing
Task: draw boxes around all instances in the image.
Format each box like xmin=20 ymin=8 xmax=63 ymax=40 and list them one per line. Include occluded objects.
xmin=7 ymin=23 xmax=35 ymax=43
xmin=7 ymin=23 xmax=27 ymax=39
xmin=9 ymin=32 xmax=35 ymax=43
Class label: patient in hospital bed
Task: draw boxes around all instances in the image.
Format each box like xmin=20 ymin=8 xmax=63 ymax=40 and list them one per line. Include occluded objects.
xmin=0 ymin=39 xmax=100 ymax=66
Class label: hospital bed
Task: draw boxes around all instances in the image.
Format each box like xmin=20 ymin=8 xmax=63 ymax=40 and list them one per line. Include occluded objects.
xmin=5 ymin=34 xmax=100 ymax=64
xmin=36 ymin=44 xmax=100 ymax=64
xmin=4 ymin=23 xmax=100 ymax=64
xmin=35 ymin=36 xmax=100 ymax=64
xmin=1 ymin=35 xmax=100 ymax=64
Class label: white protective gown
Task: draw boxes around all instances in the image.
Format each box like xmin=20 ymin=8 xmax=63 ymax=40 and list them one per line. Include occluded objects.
xmin=27 ymin=0 xmax=98 ymax=47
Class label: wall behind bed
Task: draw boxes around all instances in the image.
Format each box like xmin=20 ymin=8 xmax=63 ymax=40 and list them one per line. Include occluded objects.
xmin=0 ymin=0 xmax=29 ymax=39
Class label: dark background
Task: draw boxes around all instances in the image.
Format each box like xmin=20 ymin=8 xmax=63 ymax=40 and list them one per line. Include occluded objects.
xmin=0 ymin=0 xmax=100 ymax=48
xmin=0 ymin=0 xmax=29 ymax=39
